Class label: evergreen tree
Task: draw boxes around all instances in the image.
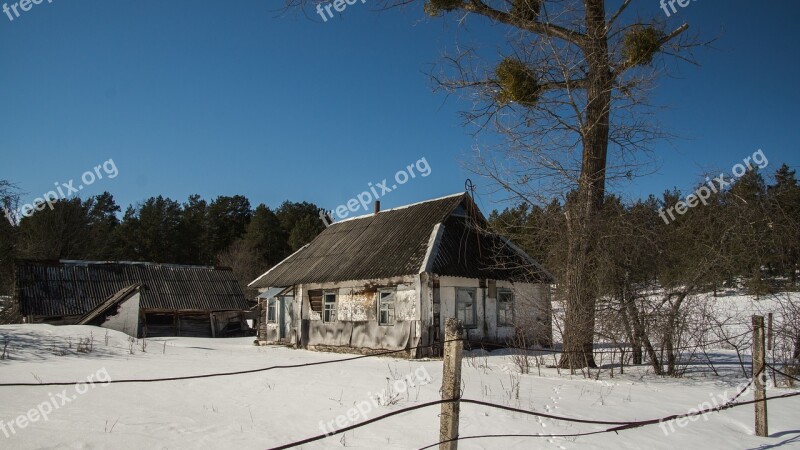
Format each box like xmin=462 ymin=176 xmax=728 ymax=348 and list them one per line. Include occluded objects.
xmin=176 ymin=194 xmax=208 ymax=264
xmin=244 ymin=204 xmax=289 ymax=267
xmin=85 ymin=192 xmax=121 ymax=259
xmin=205 ymin=195 xmax=252 ymax=262
xmin=768 ymin=164 xmax=800 ymax=286
xmin=115 ymin=196 xmax=183 ymax=263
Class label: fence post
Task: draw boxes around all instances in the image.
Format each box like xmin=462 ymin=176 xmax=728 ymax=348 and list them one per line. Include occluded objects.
xmin=440 ymin=318 xmax=463 ymax=450
xmin=767 ymin=313 xmax=773 ymax=351
xmin=752 ymin=315 xmax=768 ymax=437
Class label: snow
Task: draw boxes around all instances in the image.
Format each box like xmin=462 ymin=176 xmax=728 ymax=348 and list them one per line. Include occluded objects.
xmin=0 ymin=294 xmax=798 ymax=449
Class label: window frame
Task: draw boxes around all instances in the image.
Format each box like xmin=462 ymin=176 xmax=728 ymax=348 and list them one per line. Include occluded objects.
xmin=322 ymin=291 xmax=337 ymax=323
xmin=497 ymin=288 xmax=515 ymax=327
xmin=377 ymin=288 xmax=396 ymax=326
xmin=455 ymin=287 xmax=478 ymax=329
xmin=266 ymin=298 xmax=277 ymax=323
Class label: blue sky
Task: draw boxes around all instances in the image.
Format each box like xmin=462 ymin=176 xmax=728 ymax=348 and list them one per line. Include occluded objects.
xmin=1 ymin=0 xmax=798 ymax=216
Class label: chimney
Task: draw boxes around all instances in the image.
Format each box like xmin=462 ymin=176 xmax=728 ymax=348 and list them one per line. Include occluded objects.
xmin=374 ymin=200 xmax=381 ymax=215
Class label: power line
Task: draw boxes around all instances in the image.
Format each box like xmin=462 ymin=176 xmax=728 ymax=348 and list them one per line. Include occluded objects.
xmin=0 ymin=340 xmax=460 ymax=387
xmin=268 ymin=399 xmax=449 ymax=450
xmin=768 ymin=363 xmax=800 ymax=384
xmin=0 ymin=328 xmax=763 ymax=387
xmin=420 ymin=387 xmax=800 ymax=449
xmin=464 ymin=328 xmax=754 ymax=356
xmin=268 ymin=377 xmax=800 ymax=450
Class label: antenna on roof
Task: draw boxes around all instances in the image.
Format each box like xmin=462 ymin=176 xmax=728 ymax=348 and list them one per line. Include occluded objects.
xmin=464 ymin=179 xmax=483 ymax=258
xmin=464 ymin=179 xmax=475 ymax=196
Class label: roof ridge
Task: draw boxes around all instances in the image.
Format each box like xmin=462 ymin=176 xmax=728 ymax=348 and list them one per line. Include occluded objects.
xmin=17 ymin=259 xmax=224 ymax=271
xmin=329 ymin=192 xmax=465 ymax=226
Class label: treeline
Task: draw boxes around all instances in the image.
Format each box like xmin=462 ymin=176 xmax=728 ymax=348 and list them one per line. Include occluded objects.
xmin=0 ymin=192 xmax=326 ymax=297
xmin=491 ymin=163 xmax=800 ymax=295
xmin=489 ymin=163 xmax=800 ymax=374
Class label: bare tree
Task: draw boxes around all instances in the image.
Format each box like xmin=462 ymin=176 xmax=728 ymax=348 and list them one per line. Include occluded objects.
xmin=216 ymin=239 xmax=262 ymax=300
xmin=285 ymin=0 xmax=700 ymax=368
xmin=0 ymin=180 xmax=20 ymax=298
xmin=0 ymin=180 xmax=20 ymax=225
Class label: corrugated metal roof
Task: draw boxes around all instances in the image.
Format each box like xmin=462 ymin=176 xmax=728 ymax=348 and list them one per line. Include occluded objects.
xmin=257 ymin=287 xmax=286 ymax=299
xmin=250 ymin=193 xmax=553 ymax=287
xmin=15 ymin=261 xmax=250 ymax=317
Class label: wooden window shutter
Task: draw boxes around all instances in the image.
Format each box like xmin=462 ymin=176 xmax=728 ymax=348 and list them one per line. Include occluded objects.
xmin=308 ymin=290 xmax=323 ymax=313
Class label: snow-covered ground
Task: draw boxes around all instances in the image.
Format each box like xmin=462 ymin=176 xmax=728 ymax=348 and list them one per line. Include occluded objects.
xmin=0 ymin=295 xmax=798 ymax=449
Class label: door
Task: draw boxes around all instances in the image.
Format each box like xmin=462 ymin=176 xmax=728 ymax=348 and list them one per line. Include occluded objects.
xmin=278 ymin=297 xmax=287 ymax=340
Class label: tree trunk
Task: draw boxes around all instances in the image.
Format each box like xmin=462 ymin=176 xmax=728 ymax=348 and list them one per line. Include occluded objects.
xmin=665 ymin=292 xmax=687 ymax=376
xmin=619 ymin=287 xmax=643 ymax=365
xmin=558 ymin=0 xmax=612 ymax=369
xmin=619 ymin=297 xmax=637 ymax=363
xmin=623 ymin=293 xmax=661 ymax=374
xmin=560 ymin=221 xmax=597 ymax=368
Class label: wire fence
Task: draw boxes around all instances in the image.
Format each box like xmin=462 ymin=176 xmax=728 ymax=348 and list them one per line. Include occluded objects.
xmin=463 ymin=328 xmax=755 ymax=356
xmin=268 ymin=364 xmax=800 ymax=450
xmin=0 ymin=322 xmax=797 ymax=449
xmin=0 ymin=330 xmax=765 ymax=387
xmin=0 ymin=327 xmax=789 ymax=387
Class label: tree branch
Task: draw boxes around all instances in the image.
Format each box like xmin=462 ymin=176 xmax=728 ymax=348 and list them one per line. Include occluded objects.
xmin=607 ymin=0 xmax=632 ymax=29
xmin=463 ymin=0 xmax=587 ymax=47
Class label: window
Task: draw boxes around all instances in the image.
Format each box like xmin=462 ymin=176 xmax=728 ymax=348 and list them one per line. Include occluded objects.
xmin=267 ymin=299 xmax=277 ymax=323
xmin=456 ymin=288 xmax=477 ymax=328
xmin=497 ymin=289 xmax=514 ymax=327
xmin=378 ymin=289 xmax=395 ymax=326
xmin=323 ymin=291 xmax=337 ymax=323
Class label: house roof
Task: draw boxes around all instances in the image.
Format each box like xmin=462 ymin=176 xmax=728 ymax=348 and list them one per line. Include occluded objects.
xmin=15 ymin=260 xmax=250 ymax=317
xmin=249 ymin=193 xmax=553 ymax=288
xmin=431 ymin=214 xmax=552 ymax=282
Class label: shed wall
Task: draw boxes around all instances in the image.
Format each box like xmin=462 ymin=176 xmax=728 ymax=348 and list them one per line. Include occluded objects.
xmin=98 ymin=292 xmax=141 ymax=336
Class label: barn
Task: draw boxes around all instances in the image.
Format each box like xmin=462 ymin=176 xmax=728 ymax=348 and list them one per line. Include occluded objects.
xmin=13 ymin=260 xmax=252 ymax=338
xmin=249 ymin=193 xmax=554 ymax=357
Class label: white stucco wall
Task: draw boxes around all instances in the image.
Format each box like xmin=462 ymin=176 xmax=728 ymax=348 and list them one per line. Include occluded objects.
xmin=300 ymin=277 xmax=419 ymax=323
xmin=295 ymin=276 xmax=421 ymax=351
xmin=438 ymin=277 xmax=551 ymax=344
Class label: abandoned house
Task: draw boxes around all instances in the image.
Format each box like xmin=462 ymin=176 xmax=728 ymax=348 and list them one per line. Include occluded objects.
xmin=13 ymin=260 xmax=252 ymax=338
xmin=249 ymin=193 xmax=554 ymax=357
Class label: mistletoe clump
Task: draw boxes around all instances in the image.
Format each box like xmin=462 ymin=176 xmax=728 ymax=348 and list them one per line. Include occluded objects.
xmin=495 ymin=57 xmax=540 ymax=107
xmin=622 ymin=25 xmax=665 ymax=66
xmin=511 ymin=0 xmax=541 ymax=22
xmin=424 ymin=0 xmax=464 ymax=16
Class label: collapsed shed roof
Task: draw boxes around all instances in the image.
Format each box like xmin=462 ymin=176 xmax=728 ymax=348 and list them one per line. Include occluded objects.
xmin=15 ymin=260 xmax=250 ymax=317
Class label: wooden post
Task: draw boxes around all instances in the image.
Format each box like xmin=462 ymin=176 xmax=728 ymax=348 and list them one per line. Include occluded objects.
xmin=753 ymin=315 xmax=768 ymax=437
xmin=440 ymin=318 xmax=463 ymax=450
xmin=767 ymin=313 xmax=773 ymax=351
